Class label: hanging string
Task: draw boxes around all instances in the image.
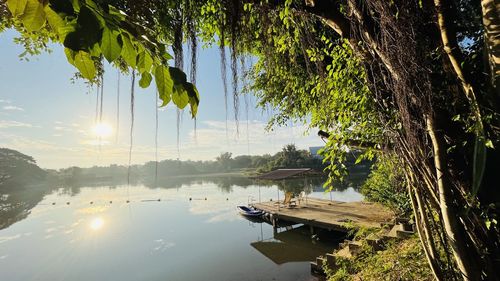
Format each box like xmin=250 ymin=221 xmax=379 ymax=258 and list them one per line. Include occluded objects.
xmin=127 ymin=71 xmax=136 ymax=186
xmin=155 ymin=89 xmax=159 ymax=186
xmin=176 ymin=109 xmax=181 ymax=159
xmin=116 ymin=70 xmax=120 ymax=143
xmin=99 ymin=74 xmax=104 ymax=152
xmin=241 ymin=55 xmax=250 ymax=154
xmin=99 ymin=74 xmax=104 ymax=123
xmin=219 ymin=27 xmax=229 ymax=144
xmin=94 ymin=83 xmax=99 ymax=125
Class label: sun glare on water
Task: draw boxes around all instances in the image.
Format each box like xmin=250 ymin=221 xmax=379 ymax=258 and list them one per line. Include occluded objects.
xmin=92 ymin=123 xmax=113 ymax=138
xmin=90 ymin=217 xmax=105 ymax=231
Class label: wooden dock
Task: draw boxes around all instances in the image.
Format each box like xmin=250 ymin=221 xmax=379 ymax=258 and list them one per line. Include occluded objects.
xmin=251 ymin=198 xmax=394 ymax=232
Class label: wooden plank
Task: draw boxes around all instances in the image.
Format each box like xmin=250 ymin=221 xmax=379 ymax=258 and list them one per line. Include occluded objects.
xmin=251 ymin=198 xmax=393 ymax=232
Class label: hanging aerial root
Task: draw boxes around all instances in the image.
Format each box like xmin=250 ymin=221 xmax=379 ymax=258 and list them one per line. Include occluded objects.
xmin=127 ymin=71 xmax=136 ymax=185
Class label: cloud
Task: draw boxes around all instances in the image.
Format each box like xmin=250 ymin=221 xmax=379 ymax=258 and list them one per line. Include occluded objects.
xmin=0 ymin=120 xmax=33 ymax=128
xmin=2 ymin=105 xmax=24 ymax=111
xmin=175 ymin=119 xmax=322 ymax=160
xmin=188 ymin=120 xmax=315 ymax=147
xmin=0 ymin=99 xmax=11 ymax=104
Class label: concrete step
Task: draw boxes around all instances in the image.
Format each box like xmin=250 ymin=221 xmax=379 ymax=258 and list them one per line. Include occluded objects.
xmin=334 ymin=246 xmax=353 ymax=259
xmin=316 ymin=256 xmax=326 ymax=267
xmin=347 ymin=241 xmax=363 ymax=255
xmin=366 ymin=237 xmax=384 ymax=251
xmin=326 ymin=253 xmax=336 ymax=267
xmin=396 ymin=229 xmax=415 ymax=239
xmin=310 ymin=262 xmax=324 ymax=275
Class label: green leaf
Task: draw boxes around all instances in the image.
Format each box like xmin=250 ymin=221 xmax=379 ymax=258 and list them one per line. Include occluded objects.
xmin=120 ymin=34 xmax=137 ymax=67
xmin=184 ymin=82 xmax=200 ymax=117
xmin=139 ymin=72 xmax=152 ymax=88
xmin=64 ymin=47 xmax=76 ymax=65
xmin=20 ymin=0 xmax=46 ymax=32
xmin=172 ymin=86 xmax=189 ymax=109
xmin=70 ymin=0 xmax=80 ymax=12
xmin=169 ymin=67 xmax=187 ymax=85
xmin=101 ymin=27 xmax=122 ymax=62
xmin=47 ymin=0 xmax=74 ymax=15
xmin=137 ymin=51 xmax=153 ymax=73
xmin=472 ymin=136 xmax=487 ymax=196
xmin=108 ymin=5 xmax=127 ymax=21
xmin=7 ymin=0 xmax=28 ymax=17
xmin=154 ymin=65 xmax=173 ymax=106
xmin=64 ymin=6 xmax=102 ymax=50
xmin=485 ymin=139 xmax=494 ymax=149
xmin=73 ymin=51 xmax=96 ymax=80
xmin=44 ymin=6 xmax=65 ymax=36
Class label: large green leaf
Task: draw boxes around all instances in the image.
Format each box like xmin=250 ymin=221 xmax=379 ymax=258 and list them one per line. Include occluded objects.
xmin=137 ymin=51 xmax=153 ymax=73
xmin=63 ymin=6 xmax=102 ymax=50
xmin=20 ymin=0 xmax=46 ymax=32
xmin=168 ymin=67 xmax=189 ymax=109
xmin=73 ymin=51 xmax=96 ymax=80
xmin=169 ymin=66 xmax=187 ymax=85
xmin=48 ymin=0 xmax=74 ymax=15
xmin=184 ymin=82 xmax=200 ymax=117
xmin=64 ymin=47 xmax=76 ymax=65
xmin=44 ymin=6 xmax=65 ymax=36
xmin=101 ymin=27 xmax=122 ymax=62
xmin=154 ymin=65 xmax=173 ymax=106
xmin=139 ymin=72 xmax=152 ymax=88
xmin=472 ymin=136 xmax=487 ymax=196
xmin=7 ymin=0 xmax=28 ymax=17
xmin=172 ymin=86 xmax=189 ymax=109
xmin=120 ymin=34 xmax=137 ymax=67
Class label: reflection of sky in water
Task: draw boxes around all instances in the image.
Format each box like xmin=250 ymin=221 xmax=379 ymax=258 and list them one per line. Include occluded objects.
xmin=0 ymin=180 xmax=361 ymax=281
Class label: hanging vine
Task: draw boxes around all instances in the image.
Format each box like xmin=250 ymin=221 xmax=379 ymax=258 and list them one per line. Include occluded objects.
xmin=127 ymin=71 xmax=135 ymax=185
xmin=116 ymin=70 xmax=120 ymax=143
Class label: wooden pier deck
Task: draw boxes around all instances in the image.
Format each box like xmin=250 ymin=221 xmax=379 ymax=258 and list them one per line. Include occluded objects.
xmin=251 ymin=198 xmax=394 ymax=232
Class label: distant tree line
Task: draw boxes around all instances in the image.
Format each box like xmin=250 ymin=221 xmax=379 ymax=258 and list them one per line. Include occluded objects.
xmin=56 ymin=144 xmax=326 ymax=184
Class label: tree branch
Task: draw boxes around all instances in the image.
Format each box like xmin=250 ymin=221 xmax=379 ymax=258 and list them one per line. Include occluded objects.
xmin=304 ymin=0 xmax=350 ymax=38
xmin=434 ymin=0 xmax=483 ymax=130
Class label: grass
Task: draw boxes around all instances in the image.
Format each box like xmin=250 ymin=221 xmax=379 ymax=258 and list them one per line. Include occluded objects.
xmin=326 ymin=236 xmax=433 ymax=281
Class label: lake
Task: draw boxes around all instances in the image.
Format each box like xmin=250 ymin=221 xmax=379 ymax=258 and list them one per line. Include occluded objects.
xmin=0 ymin=176 xmax=363 ymax=281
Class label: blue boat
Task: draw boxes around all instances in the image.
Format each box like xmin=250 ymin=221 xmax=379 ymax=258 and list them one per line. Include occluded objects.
xmin=237 ymin=205 xmax=264 ymax=217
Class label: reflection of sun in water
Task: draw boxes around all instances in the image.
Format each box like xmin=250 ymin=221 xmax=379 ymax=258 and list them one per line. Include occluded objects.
xmin=92 ymin=123 xmax=113 ymax=138
xmin=90 ymin=217 xmax=105 ymax=231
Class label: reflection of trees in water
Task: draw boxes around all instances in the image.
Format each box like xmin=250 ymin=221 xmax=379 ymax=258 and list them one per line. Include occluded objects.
xmin=0 ymin=183 xmax=54 ymax=230
xmin=142 ymin=175 xmax=256 ymax=192
xmin=0 ymin=174 xmax=366 ymax=230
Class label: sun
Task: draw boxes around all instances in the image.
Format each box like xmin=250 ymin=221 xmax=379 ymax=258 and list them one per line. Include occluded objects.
xmin=90 ymin=217 xmax=105 ymax=231
xmin=92 ymin=123 xmax=113 ymax=138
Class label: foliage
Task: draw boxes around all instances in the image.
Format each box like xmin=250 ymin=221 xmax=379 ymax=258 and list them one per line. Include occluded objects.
xmin=3 ymin=0 xmax=199 ymax=116
xmin=327 ymin=238 xmax=433 ymax=281
xmin=2 ymin=0 xmax=500 ymax=277
xmin=215 ymin=152 xmax=233 ymax=172
xmin=361 ymin=155 xmax=411 ymax=217
xmin=0 ymin=148 xmax=46 ymax=187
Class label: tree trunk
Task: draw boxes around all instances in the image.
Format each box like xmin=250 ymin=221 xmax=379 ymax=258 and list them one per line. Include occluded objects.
xmin=481 ymin=0 xmax=500 ymax=92
xmin=427 ymin=116 xmax=480 ymax=280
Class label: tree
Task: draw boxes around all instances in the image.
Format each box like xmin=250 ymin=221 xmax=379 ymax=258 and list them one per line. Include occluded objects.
xmin=216 ymin=152 xmax=233 ymax=172
xmin=0 ymin=148 xmax=46 ymax=187
xmin=2 ymin=0 xmax=499 ymax=279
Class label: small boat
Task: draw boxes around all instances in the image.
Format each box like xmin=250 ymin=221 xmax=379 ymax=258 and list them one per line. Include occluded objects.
xmin=237 ymin=205 xmax=264 ymax=217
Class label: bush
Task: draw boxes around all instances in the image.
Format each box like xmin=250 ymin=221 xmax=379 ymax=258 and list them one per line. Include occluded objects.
xmin=361 ymin=155 xmax=411 ymax=216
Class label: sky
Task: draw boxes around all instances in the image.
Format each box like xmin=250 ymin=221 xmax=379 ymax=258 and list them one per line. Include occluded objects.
xmin=0 ymin=29 xmax=323 ymax=169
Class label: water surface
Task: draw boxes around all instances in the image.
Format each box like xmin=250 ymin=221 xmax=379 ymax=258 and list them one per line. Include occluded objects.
xmin=0 ymin=176 xmax=362 ymax=281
